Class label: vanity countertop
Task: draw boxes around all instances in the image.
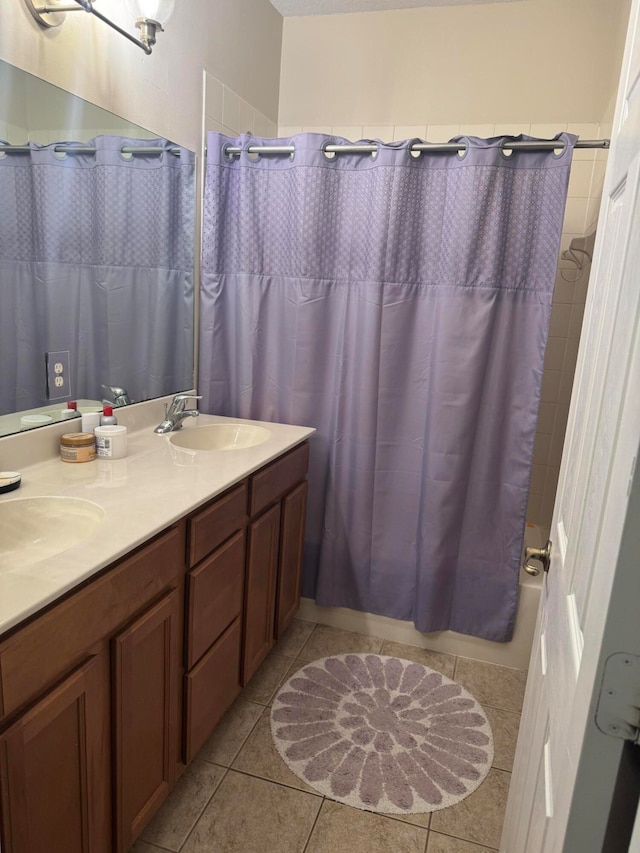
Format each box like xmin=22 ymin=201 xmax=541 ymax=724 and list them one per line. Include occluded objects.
xmin=0 ymin=413 xmax=315 ymax=637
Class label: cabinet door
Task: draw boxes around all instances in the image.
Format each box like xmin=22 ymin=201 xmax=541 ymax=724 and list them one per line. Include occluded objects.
xmin=275 ymin=481 xmax=308 ymax=639
xmin=0 ymin=656 xmax=109 ymax=853
xmin=112 ymin=590 xmax=180 ymax=853
xmin=243 ymin=503 xmax=281 ymax=684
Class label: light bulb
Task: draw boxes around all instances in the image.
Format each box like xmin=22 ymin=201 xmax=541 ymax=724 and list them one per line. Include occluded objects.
xmin=126 ymin=0 xmax=175 ymax=25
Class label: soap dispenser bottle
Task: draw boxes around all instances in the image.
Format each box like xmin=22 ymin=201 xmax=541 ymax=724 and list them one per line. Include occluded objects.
xmin=100 ymin=405 xmax=118 ymax=426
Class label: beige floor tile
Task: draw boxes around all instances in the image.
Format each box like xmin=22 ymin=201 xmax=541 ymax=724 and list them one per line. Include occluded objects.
xmin=454 ymin=658 xmax=527 ymax=713
xmin=243 ymin=652 xmax=296 ymax=704
xmin=383 ymin=809 xmax=431 ymax=830
xmin=140 ymin=756 xmax=225 ymax=850
xmin=274 ymin=618 xmax=317 ymax=658
xmin=129 ymin=841 xmax=166 ymax=853
xmin=232 ymin=713 xmax=319 ymax=794
xmin=427 ymin=831 xmax=498 ymax=852
xmin=269 ymin=658 xmax=307 ymax=706
xmin=430 ymin=768 xmax=511 ymax=849
xmin=306 ymin=800 xmax=428 ymax=853
xmin=484 ymin=706 xmax=521 ymax=772
xmin=198 ymin=697 xmax=263 ymax=766
xmin=181 ymin=770 xmax=321 ymax=853
xmin=380 ymin=640 xmax=456 ymax=678
xmin=298 ymin=624 xmax=384 ymax=661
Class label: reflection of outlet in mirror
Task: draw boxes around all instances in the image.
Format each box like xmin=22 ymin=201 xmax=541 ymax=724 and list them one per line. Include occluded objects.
xmin=45 ymin=350 xmax=71 ymax=400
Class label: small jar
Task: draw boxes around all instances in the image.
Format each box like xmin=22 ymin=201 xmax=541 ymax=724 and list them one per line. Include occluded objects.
xmin=94 ymin=425 xmax=128 ymax=459
xmin=60 ymin=432 xmax=96 ymax=463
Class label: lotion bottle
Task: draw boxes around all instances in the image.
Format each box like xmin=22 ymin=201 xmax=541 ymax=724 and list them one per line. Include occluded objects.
xmin=100 ymin=405 xmax=118 ymax=426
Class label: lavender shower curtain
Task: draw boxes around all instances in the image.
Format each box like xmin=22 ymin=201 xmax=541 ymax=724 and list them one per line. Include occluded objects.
xmin=0 ymin=135 xmax=194 ymax=414
xmin=200 ymin=132 xmax=574 ymax=642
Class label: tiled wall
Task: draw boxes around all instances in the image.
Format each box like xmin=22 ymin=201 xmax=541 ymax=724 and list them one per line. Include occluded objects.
xmin=278 ymin=120 xmax=605 ymax=530
xmin=204 ymin=72 xmax=278 ymax=138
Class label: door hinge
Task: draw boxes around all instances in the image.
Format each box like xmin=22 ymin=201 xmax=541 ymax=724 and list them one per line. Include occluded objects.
xmin=595 ymin=653 xmax=640 ymax=744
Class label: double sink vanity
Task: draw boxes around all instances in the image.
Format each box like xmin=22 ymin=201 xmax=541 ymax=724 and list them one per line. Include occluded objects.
xmin=0 ymin=406 xmax=314 ymax=853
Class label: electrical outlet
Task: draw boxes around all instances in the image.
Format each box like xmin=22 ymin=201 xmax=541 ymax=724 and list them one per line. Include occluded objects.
xmin=45 ymin=351 xmax=71 ymax=400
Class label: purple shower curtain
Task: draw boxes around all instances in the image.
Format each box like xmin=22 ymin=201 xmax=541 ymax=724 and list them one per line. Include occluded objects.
xmin=200 ymin=132 xmax=574 ymax=642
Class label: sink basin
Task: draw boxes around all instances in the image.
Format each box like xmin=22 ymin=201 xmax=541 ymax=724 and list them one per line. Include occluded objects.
xmin=169 ymin=423 xmax=271 ymax=451
xmin=0 ymin=496 xmax=105 ymax=568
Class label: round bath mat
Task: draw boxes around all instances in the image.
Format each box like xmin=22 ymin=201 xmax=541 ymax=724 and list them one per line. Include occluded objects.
xmin=270 ymin=653 xmax=493 ymax=814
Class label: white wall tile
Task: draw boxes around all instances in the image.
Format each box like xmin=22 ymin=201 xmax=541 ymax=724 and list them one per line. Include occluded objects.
xmin=537 ymin=401 xmax=557 ymax=435
xmin=563 ymin=197 xmax=588 ymax=234
xmin=544 ymin=337 xmax=567 ymax=371
xmin=530 ymin=464 xmax=548 ymax=496
xmin=567 ymin=161 xmax=595 ymax=197
xmin=527 ymin=492 xmax=543 ymax=525
xmin=279 ymin=125 xmax=303 ymax=137
xmin=238 ymin=99 xmax=255 ymax=135
xmin=530 ymin=123 xmax=567 ymax=139
xmin=204 ymin=117 xmax=227 ymax=134
xmin=569 ymin=301 xmax=586 ymax=340
xmin=222 ymin=87 xmax=240 ymax=134
xmin=540 ymin=369 xmax=562 ymax=404
xmin=533 ymin=432 xmax=552 ymax=466
xmin=363 ymin=125 xmax=393 ymax=141
xmin=568 ymin=122 xmax=600 ymax=160
xmin=392 ymin=125 xmax=427 ymax=141
xmin=331 ymin=125 xmax=364 ymax=140
xmin=493 ymin=123 xmax=531 ymax=137
xmin=459 ymin=124 xmax=495 ymax=138
xmin=426 ymin=124 xmax=460 ymax=142
xmin=253 ymin=112 xmax=275 ymax=137
xmin=204 ymin=74 xmax=224 ymax=124
xmin=553 ymin=274 xmax=575 ymax=304
xmin=303 ymin=125 xmax=333 ymax=134
xmin=549 ymin=303 xmax=572 ymax=337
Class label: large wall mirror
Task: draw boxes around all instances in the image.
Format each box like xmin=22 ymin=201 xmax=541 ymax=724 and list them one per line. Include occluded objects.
xmin=0 ymin=59 xmax=196 ymax=437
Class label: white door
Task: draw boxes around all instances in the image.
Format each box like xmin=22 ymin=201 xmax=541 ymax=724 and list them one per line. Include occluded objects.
xmin=501 ymin=2 xmax=640 ymax=851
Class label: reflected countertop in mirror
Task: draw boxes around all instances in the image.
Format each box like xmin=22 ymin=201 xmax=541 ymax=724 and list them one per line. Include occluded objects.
xmin=0 ymin=59 xmax=196 ymax=438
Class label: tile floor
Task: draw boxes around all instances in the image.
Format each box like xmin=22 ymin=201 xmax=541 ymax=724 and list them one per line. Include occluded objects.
xmin=131 ymin=619 xmax=527 ymax=853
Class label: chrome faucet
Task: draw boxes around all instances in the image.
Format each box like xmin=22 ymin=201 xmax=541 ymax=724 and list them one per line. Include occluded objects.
xmin=102 ymin=384 xmax=132 ymax=407
xmin=154 ymin=394 xmax=202 ymax=434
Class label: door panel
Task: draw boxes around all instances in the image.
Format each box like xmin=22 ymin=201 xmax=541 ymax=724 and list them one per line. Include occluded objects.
xmin=502 ymin=3 xmax=640 ymax=849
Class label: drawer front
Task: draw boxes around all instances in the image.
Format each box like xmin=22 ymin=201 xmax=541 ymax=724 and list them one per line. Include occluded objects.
xmin=183 ymin=618 xmax=242 ymax=764
xmin=249 ymin=442 xmax=309 ymax=517
xmin=188 ymin=482 xmax=248 ymax=567
xmin=186 ymin=531 xmax=245 ymax=669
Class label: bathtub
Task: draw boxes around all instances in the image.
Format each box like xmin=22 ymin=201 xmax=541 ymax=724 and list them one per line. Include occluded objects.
xmin=298 ymin=522 xmax=545 ymax=670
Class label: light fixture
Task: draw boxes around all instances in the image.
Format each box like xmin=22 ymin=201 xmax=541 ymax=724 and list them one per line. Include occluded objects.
xmin=23 ymin=0 xmax=175 ymax=54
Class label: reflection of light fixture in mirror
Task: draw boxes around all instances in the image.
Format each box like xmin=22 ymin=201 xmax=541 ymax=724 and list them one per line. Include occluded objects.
xmin=23 ymin=0 xmax=175 ymax=54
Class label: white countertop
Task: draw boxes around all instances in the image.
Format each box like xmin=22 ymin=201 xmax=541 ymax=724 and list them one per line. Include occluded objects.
xmin=0 ymin=411 xmax=315 ymax=637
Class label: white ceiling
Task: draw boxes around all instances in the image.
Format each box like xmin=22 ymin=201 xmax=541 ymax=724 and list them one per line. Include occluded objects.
xmin=269 ymin=0 xmax=523 ymax=17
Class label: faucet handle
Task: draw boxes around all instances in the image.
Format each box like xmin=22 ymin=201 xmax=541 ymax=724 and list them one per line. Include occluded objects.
xmin=173 ymin=394 xmax=203 ymax=403
xmin=167 ymin=394 xmax=202 ymax=416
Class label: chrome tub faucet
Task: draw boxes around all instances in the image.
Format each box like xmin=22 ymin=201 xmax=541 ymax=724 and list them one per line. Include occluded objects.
xmin=154 ymin=394 xmax=202 ymax=434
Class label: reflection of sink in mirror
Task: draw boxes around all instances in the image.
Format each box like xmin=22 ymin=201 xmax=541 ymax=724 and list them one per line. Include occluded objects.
xmin=0 ymin=497 xmax=106 ymax=568
xmin=169 ymin=424 xmax=271 ymax=451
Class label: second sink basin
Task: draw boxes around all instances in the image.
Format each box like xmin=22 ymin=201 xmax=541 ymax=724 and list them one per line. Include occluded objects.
xmin=169 ymin=423 xmax=271 ymax=451
xmin=0 ymin=496 xmax=106 ymax=569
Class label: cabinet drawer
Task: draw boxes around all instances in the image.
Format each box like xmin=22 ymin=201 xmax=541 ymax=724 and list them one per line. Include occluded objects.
xmin=188 ymin=483 xmax=248 ymax=567
xmin=186 ymin=531 xmax=245 ymax=669
xmin=249 ymin=442 xmax=309 ymax=517
xmin=183 ymin=618 xmax=242 ymax=763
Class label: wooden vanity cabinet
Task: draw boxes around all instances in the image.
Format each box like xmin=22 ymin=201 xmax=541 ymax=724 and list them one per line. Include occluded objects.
xmin=0 ymin=440 xmax=310 ymax=852
xmin=0 ymin=524 xmax=186 ymax=853
xmin=243 ymin=442 xmax=310 ymax=683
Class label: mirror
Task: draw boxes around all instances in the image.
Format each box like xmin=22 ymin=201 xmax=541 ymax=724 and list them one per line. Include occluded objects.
xmin=0 ymin=60 xmax=196 ymax=437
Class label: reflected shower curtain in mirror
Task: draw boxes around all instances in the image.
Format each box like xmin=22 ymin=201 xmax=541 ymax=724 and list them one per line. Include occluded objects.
xmin=0 ymin=136 xmax=194 ymax=414
xmin=200 ymin=132 xmax=575 ymax=642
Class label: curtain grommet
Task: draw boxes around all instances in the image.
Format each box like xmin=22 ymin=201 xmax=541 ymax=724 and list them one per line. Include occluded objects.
xmin=407 ymin=138 xmax=423 ymax=160
xmin=321 ymin=139 xmax=338 ymax=161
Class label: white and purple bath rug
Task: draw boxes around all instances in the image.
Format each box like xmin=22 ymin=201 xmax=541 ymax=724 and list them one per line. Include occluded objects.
xmin=270 ymin=653 xmax=493 ymax=814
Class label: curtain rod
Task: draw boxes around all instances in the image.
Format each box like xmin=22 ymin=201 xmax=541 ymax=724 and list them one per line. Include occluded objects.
xmin=219 ymin=138 xmax=610 ymax=157
xmin=0 ymin=144 xmax=182 ymax=156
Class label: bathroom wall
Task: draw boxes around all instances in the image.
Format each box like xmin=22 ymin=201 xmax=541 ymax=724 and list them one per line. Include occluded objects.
xmin=0 ymin=0 xmax=283 ymax=152
xmin=277 ymin=0 xmax=631 ymax=529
